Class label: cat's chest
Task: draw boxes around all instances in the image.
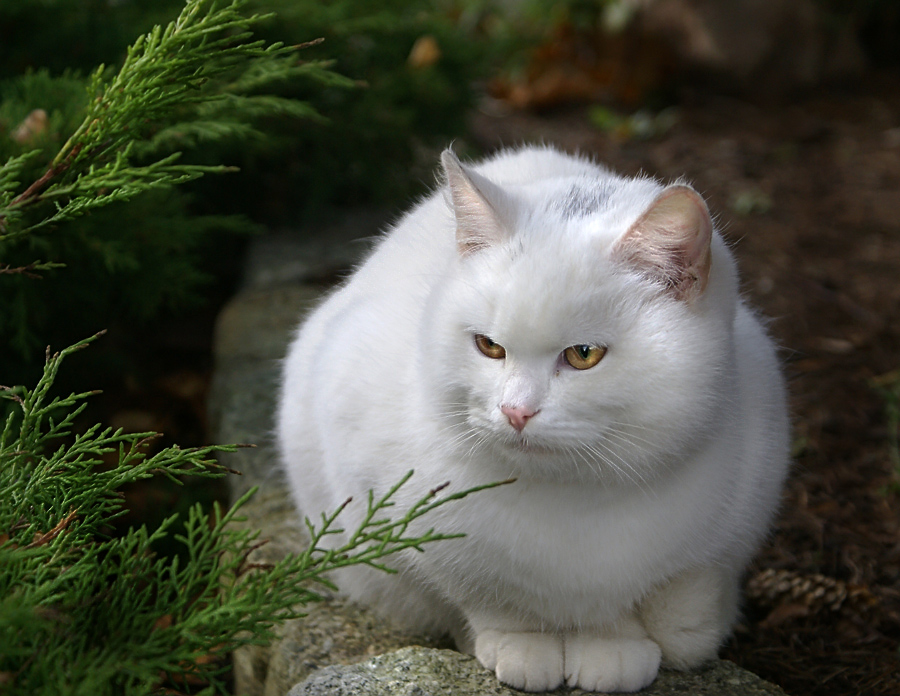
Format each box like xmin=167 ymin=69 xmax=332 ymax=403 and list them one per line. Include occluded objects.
xmin=476 ymin=483 xmax=660 ymax=561
xmin=408 ymin=483 xmax=665 ymax=622
xmin=426 ymin=471 xmax=724 ymax=594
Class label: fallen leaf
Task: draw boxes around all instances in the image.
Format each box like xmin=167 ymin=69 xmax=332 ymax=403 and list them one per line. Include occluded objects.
xmin=761 ymin=601 xmax=810 ymax=628
xmin=408 ymin=35 xmax=441 ymax=69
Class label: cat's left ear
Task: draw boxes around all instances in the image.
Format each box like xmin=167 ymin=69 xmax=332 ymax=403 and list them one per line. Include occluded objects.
xmin=612 ymin=185 xmax=713 ymax=302
xmin=441 ymin=149 xmax=513 ymax=256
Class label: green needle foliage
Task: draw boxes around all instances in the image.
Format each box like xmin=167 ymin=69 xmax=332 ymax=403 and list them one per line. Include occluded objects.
xmin=0 ymin=0 xmax=346 ymax=240
xmin=0 ymin=334 xmax=507 ymax=695
xmin=0 ymin=0 xmax=353 ymax=361
xmin=0 ymin=3 xmax=507 ymax=694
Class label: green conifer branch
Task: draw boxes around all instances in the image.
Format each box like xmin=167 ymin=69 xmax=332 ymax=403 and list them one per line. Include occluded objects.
xmin=0 ymin=334 xmax=510 ymax=694
xmin=0 ymin=0 xmax=352 ymax=242
xmin=0 ymin=3 xmax=498 ymax=692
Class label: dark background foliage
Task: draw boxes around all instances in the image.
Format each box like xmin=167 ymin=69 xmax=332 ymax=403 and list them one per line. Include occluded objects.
xmin=0 ymin=0 xmax=482 ymax=381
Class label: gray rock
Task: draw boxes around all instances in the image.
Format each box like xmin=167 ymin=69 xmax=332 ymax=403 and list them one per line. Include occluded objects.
xmin=260 ymin=599 xmax=449 ymax=696
xmin=241 ymin=211 xmax=386 ymax=290
xmin=291 ymin=646 xmax=788 ymax=696
xmin=208 ymin=284 xmax=321 ymax=495
xmin=209 ymin=229 xmax=791 ymax=696
xmin=222 ymin=487 xmax=448 ymax=696
xmin=213 ymin=285 xmax=322 ymax=365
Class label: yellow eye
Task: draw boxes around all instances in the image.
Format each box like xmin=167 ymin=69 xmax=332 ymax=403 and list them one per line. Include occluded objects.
xmin=564 ymin=344 xmax=607 ymax=370
xmin=474 ymin=334 xmax=506 ymax=359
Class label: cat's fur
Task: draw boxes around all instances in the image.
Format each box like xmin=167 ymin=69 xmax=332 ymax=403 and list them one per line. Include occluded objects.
xmin=277 ymin=146 xmax=790 ymax=692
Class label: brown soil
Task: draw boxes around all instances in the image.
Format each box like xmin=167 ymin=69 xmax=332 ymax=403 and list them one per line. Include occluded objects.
xmin=468 ymin=73 xmax=900 ymax=696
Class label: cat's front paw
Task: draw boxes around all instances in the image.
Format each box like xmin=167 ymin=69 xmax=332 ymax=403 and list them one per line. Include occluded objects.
xmin=475 ymin=630 xmax=564 ymax=692
xmin=564 ymin=636 xmax=661 ymax=693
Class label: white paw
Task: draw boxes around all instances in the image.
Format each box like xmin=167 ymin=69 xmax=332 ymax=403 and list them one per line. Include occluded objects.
xmin=475 ymin=630 xmax=564 ymax=692
xmin=564 ymin=636 xmax=662 ymax=693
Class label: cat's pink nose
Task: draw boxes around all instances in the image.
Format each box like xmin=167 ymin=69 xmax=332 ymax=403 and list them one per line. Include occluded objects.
xmin=501 ymin=405 xmax=538 ymax=432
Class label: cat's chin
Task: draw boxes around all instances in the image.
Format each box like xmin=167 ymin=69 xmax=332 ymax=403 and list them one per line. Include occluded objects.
xmin=492 ymin=437 xmax=653 ymax=487
xmin=494 ymin=438 xmax=586 ymax=479
xmin=501 ymin=434 xmax=555 ymax=456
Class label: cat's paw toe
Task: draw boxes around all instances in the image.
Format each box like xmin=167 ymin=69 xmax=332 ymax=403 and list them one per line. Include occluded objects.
xmin=475 ymin=631 xmax=564 ymax=692
xmin=474 ymin=629 xmax=502 ymax=671
xmin=564 ymin=636 xmax=661 ymax=693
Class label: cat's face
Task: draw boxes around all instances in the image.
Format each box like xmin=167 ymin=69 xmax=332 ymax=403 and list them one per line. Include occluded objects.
xmin=421 ymin=151 xmax=736 ymax=485
xmin=428 ymin=242 xmax=726 ymax=485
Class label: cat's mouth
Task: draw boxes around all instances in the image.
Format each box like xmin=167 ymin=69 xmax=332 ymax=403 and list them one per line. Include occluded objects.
xmin=505 ymin=435 xmax=554 ymax=455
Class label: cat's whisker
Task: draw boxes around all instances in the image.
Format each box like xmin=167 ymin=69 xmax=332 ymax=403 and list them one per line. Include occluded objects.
xmin=567 ymin=442 xmax=612 ymax=477
xmin=436 ymin=417 xmax=496 ymax=459
xmin=605 ymin=421 xmax=662 ymax=446
xmin=567 ymin=445 xmax=601 ymax=479
xmin=603 ymin=424 xmax=672 ymax=458
xmin=576 ymin=440 xmax=655 ymax=496
xmin=600 ymin=427 xmax=652 ymax=456
xmin=438 ymin=425 xmax=484 ymax=452
xmin=580 ymin=445 xmax=637 ymax=487
xmin=462 ymin=433 xmax=492 ymax=460
xmin=601 ymin=425 xmax=684 ymax=476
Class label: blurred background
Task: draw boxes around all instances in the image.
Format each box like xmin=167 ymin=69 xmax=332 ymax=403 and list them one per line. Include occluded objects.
xmin=1 ymin=1 xmax=899 ymax=694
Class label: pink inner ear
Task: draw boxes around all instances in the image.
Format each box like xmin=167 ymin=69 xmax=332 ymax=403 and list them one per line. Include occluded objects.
xmin=441 ymin=149 xmax=510 ymax=256
xmin=612 ymin=185 xmax=712 ymax=302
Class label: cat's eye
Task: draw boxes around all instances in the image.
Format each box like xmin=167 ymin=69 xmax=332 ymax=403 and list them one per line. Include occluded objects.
xmin=564 ymin=344 xmax=607 ymax=370
xmin=474 ymin=334 xmax=506 ymax=360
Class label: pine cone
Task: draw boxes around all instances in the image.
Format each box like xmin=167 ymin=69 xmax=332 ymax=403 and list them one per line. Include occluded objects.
xmin=746 ymin=568 xmax=879 ymax=624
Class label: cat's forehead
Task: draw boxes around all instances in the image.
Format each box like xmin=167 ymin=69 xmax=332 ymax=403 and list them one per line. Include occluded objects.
xmin=521 ymin=174 xmax=663 ymax=231
xmin=452 ymin=172 xmax=666 ymax=346
xmin=461 ymin=238 xmax=646 ymax=350
xmin=549 ymin=180 xmax=618 ymax=219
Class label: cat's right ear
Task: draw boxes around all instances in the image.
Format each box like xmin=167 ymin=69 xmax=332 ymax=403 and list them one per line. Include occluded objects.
xmin=441 ymin=149 xmax=512 ymax=256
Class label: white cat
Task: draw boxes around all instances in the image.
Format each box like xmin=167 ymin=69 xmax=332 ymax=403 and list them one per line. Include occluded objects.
xmin=277 ymin=145 xmax=790 ymax=692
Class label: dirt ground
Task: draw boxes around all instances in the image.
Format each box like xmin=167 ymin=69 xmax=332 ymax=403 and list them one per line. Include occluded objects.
xmin=467 ymin=72 xmax=900 ymax=696
xmin=101 ymin=71 xmax=900 ymax=695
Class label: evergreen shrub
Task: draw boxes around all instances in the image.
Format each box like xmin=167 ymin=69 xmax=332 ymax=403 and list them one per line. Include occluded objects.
xmin=0 ymin=336 xmax=500 ymax=695
xmin=0 ymin=0 xmax=349 ymax=365
xmin=0 ymin=3 xmax=503 ymax=693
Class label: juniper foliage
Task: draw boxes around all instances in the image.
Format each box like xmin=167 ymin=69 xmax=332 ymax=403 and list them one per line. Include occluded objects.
xmin=224 ymin=0 xmax=485 ymax=219
xmin=0 ymin=0 xmax=347 ymax=240
xmin=0 ymin=333 xmax=505 ymax=695
xmin=0 ymin=0 xmax=353 ymax=361
xmin=0 ymin=4 xmax=504 ymax=694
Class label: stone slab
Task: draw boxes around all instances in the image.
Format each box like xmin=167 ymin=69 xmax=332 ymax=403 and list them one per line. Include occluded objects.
xmin=291 ymin=646 xmax=788 ymax=696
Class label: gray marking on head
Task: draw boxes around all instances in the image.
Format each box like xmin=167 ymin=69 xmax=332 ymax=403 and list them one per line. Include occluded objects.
xmin=550 ymin=179 xmax=619 ymax=220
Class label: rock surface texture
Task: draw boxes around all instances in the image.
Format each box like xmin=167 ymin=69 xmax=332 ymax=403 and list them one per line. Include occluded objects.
xmin=207 ymin=226 xmax=790 ymax=696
